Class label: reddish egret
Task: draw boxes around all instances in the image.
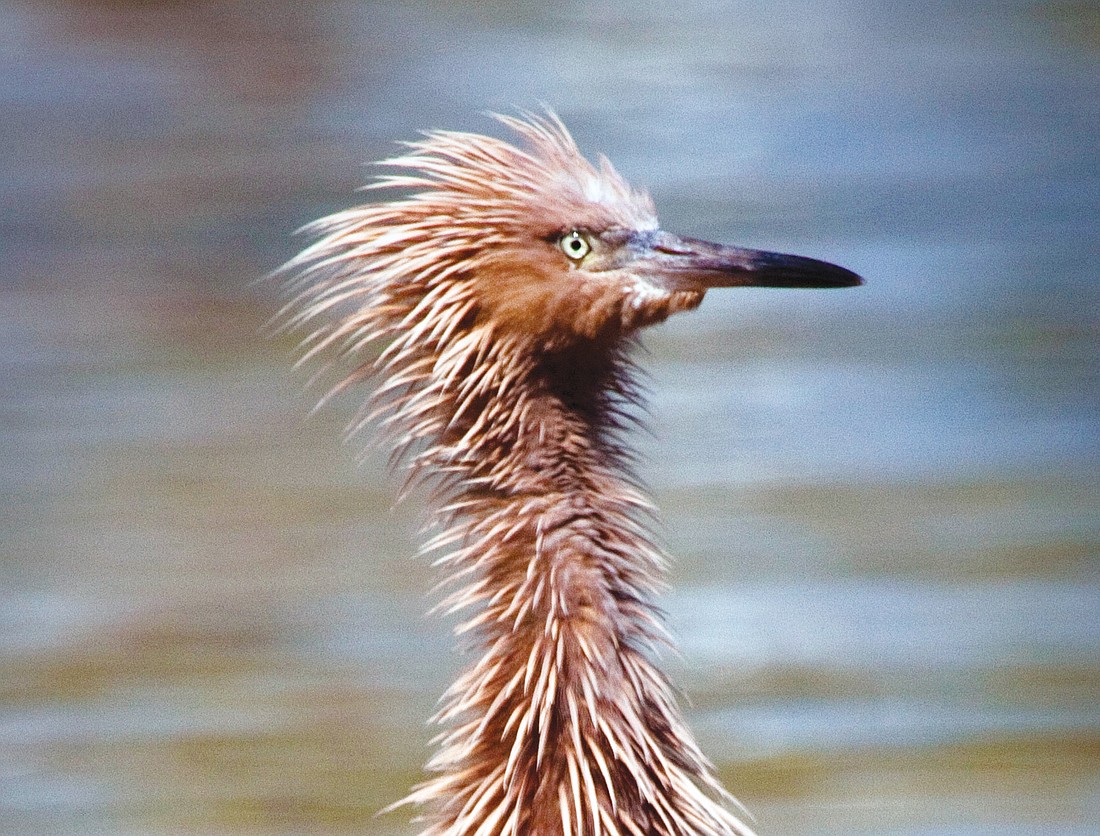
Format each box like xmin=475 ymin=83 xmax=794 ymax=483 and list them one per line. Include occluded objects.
xmin=283 ymin=111 xmax=860 ymax=836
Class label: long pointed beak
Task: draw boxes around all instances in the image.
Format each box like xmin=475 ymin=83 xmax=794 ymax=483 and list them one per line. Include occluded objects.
xmin=635 ymin=230 xmax=862 ymax=290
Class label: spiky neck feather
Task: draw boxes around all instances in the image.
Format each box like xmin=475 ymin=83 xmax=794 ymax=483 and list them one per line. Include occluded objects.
xmin=410 ymin=334 xmax=747 ymax=836
xmin=283 ymin=113 xmax=753 ymax=836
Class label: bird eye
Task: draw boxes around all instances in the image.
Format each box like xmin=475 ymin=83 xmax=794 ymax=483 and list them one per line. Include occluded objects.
xmin=559 ymin=230 xmax=591 ymax=262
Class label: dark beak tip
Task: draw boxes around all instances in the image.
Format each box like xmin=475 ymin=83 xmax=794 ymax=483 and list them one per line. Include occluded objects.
xmin=752 ymin=252 xmax=864 ymax=290
xmin=831 ymin=267 xmax=864 ymax=288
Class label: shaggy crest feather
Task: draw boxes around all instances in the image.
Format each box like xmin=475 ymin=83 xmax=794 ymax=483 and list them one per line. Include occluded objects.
xmin=281 ymin=110 xmax=860 ymax=836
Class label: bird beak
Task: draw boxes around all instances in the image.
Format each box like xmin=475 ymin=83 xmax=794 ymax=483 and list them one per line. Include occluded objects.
xmin=635 ymin=230 xmax=862 ymax=290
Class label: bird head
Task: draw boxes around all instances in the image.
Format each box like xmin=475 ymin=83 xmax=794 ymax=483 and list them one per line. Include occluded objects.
xmin=289 ymin=111 xmax=860 ymax=357
xmin=460 ymin=114 xmax=860 ymax=345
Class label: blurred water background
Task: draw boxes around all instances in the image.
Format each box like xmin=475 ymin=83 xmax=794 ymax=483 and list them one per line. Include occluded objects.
xmin=1 ymin=1 xmax=1098 ymax=834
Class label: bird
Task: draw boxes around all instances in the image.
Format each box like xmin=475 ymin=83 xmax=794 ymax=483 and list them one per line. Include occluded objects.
xmin=280 ymin=110 xmax=861 ymax=836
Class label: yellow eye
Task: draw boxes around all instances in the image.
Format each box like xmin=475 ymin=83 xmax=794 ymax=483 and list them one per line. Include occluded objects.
xmin=559 ymin=230 xmax=591 ymax=261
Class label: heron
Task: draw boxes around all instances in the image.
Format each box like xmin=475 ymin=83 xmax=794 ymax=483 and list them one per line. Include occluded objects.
xmin=282 ymin=111 xmax=860 ymax=836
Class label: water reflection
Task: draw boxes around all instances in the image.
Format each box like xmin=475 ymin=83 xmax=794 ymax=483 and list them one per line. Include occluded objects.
xmin=1 ymin=1 xmax=1097 ymax=834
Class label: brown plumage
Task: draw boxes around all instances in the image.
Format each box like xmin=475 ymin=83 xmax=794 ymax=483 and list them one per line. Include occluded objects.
xmin=281 ymin=111 xmax=860 ymax=836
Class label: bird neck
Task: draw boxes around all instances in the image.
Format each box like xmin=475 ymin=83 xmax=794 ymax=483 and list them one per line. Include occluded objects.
xmin=406 ymin=336 xmax=746 ymax=836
